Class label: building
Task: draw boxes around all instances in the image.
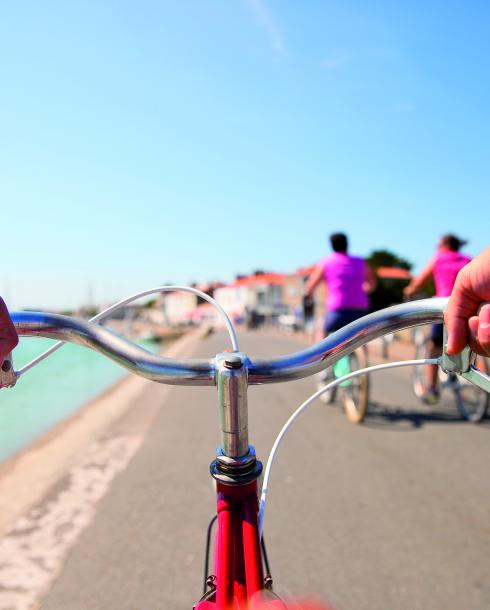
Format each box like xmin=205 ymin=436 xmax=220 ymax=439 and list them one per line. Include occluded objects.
xmin=213 ymin=272 xmax=287 ymax=327
xmin=163 ymin=282 xmax=223 ymax=326
xmin=163 ymin=291 xmax=197 ymax=325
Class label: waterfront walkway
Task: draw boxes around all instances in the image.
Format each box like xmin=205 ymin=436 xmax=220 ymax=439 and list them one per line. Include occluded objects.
xmin=2 ymin=330 xmax=490 ymax=610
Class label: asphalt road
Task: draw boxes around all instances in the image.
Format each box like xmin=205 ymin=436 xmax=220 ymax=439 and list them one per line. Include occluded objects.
xmin=40 ymin=331 xmax=490 ymax=610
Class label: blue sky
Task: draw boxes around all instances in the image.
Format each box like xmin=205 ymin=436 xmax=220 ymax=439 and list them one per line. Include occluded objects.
xmin=1 ymin=0 xmax=489 ymax=309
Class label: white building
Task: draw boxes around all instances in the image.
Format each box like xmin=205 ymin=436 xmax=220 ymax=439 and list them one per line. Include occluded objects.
xmin=213 ymin=272 xmax=286 ymax=326
xmin=162 ymin=283 xmax=223 ymax=326
xmin=163 ymin=291 xmax=197 ymax=325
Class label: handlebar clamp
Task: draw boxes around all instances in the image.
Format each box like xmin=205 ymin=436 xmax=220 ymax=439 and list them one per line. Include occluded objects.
xmin=440 ymin=327 xmax=490 ymax=393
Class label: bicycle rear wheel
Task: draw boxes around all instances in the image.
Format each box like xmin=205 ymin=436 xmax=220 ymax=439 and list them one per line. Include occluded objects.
xmin=340 ymin=348 xmax=370 ymax=424
xmin=453 ymin=357 xmax=490 ymax=423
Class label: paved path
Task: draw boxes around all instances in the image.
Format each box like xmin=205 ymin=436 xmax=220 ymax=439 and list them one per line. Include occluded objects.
xmin=31 ymin=332 xmax=490 ymax=609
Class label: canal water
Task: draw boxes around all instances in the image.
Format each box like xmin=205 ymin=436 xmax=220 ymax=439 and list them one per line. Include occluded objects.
xmin=0 ymin=336 xmax=158 ymax=462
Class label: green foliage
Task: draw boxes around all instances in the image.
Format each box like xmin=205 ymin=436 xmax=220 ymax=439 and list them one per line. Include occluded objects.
xmin=366 ymin=248 xmax=412 ymax=311
xmin=79 ymin=306 xmax=99 ymax=318
xmin=60 ymin=309 xmax=75 ymax=316
xmin=418 ymin=277 xmax=436 ymax=297
xmin=366 ymin=249 xmax=412 ymax=271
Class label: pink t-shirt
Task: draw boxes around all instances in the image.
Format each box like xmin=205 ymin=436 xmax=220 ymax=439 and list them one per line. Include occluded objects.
xmin=322 ymin=253 xmax=369 ymax=311
xmin=433 ymin=249 xmax=471 ymax=297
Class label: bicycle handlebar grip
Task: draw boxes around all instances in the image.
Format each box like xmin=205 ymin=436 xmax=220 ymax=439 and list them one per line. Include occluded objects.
xmin=0 ymin=353 xmax=16 ymax=388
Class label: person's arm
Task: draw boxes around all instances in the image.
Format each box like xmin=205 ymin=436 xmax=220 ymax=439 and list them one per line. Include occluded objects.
xmin=304 ymin=263 xmax=324 ymax=298
xmin=445 ymin=246 xmax=490 ymax=356
xmin=0 ymin=297 xmax=18 ymax=364
xmin=404 ymin=257 xmax=435 ymax=297
xmin=363 ymin=263 xmax=377 ymax=294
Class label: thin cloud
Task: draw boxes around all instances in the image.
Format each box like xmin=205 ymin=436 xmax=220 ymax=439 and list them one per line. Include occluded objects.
xmin=244 ymin=0 xmax=284 ymax=54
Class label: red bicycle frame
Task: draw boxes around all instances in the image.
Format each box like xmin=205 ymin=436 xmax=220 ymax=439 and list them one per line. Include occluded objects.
xmin=195 ymin=479 xmax=286 ymax=609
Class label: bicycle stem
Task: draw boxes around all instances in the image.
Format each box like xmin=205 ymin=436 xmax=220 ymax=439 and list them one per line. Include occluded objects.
xmin=216 ymin=353 xmax=249 ymax=458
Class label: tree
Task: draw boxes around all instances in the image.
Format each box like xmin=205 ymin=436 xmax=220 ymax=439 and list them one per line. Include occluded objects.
xmin=366 ymin=249 xmax=412 ymax=271
xmin=366 ymin=249 xmax=413 ymax=311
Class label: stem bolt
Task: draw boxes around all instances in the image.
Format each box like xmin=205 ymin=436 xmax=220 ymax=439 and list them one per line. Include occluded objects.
xmin=223 ymin=355 xmax=243 ymax=369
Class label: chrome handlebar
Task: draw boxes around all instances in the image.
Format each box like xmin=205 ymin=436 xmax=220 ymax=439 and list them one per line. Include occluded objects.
xmin=247 ymin=297 xmax=447 ymax=383
xmin=10 ymin=311 xmax=216 ymax=386
xmin=10 ymin=297 xmax=450 ymax=386
xmin=8 ymin=297 xmax=490 ymax=459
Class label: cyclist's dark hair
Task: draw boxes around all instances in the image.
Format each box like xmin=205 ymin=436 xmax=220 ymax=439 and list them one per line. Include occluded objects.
xmin=330 ymin=232 xmax=348 ymax=253
xmin=440 ymin=234 xmax=468 ymax=252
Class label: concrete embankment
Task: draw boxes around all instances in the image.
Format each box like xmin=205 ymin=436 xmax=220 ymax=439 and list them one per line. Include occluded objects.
xmin=0 ymin=327 xmax=205 ymax=537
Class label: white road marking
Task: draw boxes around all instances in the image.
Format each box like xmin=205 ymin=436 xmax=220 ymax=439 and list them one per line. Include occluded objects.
xmin=0 ymin=435 xmax=142 ymax=610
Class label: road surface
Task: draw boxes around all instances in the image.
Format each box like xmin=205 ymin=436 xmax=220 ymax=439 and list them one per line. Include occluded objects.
xmin=32 ymin=331 xmax=490 ymax=609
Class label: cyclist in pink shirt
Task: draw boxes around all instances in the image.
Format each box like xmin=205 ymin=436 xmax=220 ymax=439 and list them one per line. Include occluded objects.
xmin=405 ymin=234 xmax=472 ymax=403
xmin=305 ymin=233 xmax=376 ymax=335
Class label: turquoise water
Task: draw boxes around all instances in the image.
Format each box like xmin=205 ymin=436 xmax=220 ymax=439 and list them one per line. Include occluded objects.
xmin=0 ymin=337 xmax=158 ymax=462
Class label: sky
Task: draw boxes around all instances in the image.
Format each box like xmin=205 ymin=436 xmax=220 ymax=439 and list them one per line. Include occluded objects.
xmin=1 ymin=0 xmax=489 ymax=309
